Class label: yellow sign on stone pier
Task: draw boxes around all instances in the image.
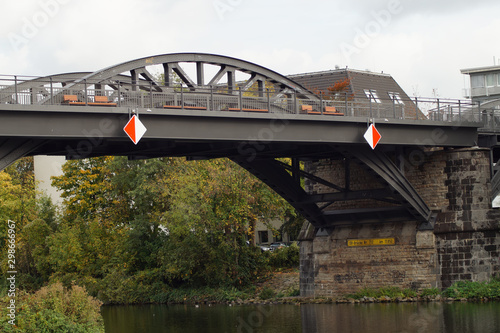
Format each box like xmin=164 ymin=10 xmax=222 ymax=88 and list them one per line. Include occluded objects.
xmin=347 ymin=238 xmax=395 ymax=247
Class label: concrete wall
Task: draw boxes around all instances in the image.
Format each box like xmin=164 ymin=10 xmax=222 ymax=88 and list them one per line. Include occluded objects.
xmin=300 ymin=147 xmax=500 ymax=297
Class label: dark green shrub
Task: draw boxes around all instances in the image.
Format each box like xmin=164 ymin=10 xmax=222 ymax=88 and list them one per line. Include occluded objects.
xmin=443 ymin=279 xmax=500 ymax=299
xmin=0 ymin=282 xmax=104 ymax=332
xmin=259 ymin=287 xmax=277 ymax=300
xmin=420 ymin=288 xmax=441 ymax=297
xmin=268 ymin=243 xmax=299 ymax=269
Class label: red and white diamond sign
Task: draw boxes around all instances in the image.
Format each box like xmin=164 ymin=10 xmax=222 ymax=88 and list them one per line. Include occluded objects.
xmin=124 ymin=115 xmax=147 ymax=145
xmin=364 ymin=124 xmax=381 ymax=149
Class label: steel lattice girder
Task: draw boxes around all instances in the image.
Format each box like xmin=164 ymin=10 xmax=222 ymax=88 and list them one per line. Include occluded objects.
xmin=231 ymin=157 xmax=328 ymax=227
xmin=336 ymin=145 xmax=433 ymax=224
xmin=231 ymin=150 xmax=434 ymax=228
xmin=57 ymin=53 xmax=319 ymax=101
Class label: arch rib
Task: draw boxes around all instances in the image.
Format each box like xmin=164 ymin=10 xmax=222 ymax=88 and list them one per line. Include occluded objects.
xmin=63 ymin=53 xmax=318 ymax=99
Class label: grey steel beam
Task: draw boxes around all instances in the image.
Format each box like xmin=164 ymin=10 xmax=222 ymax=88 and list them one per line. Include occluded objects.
xmin=196 ymin=62 xmax=204 ymax=86
xmin=61 ymin=53 xmax=318 ymax=100
xmin=339 ymin=145 xmax=432 ymax=223
xmin=301 ymin=188 xmax=396 ymax=204
xmin=163 ymin=63 xmax=173 ymax=87
xmin=171 ymin=63 xmax=196 ymax=89
xmin=0 ymin=105 xmax=480 ymax=148
xmin=322 ymin=207 xmax=414 ymax=226
xmin=231 ymin=157 xmax=327 ymax=227
xmin=0 ymin=138 xmax=46 ymax=170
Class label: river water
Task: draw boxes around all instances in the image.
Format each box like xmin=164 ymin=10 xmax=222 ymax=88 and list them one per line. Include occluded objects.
xmin=102 ymin=302 xmax=500 ymax=333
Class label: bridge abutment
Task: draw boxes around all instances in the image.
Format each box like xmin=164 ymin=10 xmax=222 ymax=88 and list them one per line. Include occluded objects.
xmin=299 ymin=147 xmax=500 ymax=297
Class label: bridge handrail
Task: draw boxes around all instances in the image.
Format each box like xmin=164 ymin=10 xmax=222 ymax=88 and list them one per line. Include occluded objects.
xmin=0 ymin=74 xmax=485 ymax=124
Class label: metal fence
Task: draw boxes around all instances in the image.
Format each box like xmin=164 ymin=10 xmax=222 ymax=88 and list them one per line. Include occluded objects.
xmin=0 ymin=75 xmax=485 ymax=125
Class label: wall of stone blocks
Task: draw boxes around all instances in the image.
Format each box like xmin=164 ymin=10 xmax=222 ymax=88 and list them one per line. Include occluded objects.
xmin=300 ymin=147 xmax=500 ymax=297
xmin=434 ymin=148 xmax=500 ymax=288
xmin=303 ymin=223 xmax=438 ymax=297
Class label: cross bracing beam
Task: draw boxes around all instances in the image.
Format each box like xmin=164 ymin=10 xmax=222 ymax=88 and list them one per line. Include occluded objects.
xmin=336 ymin=145 xmax=434 ymax=225
xmin=231 ymin=154 xmax=429 ymax=228
xmin=231 ymin=157 xmax=328 ymax=227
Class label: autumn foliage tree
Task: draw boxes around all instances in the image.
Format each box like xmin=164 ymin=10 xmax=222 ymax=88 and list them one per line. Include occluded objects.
xmin=48 ymin=156 xmax=292 ymax=299
xmin=309 ymin=77 xmax=353 ymax=100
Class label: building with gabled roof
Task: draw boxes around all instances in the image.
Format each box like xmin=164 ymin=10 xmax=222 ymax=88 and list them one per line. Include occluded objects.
xmin=288 ymin=68 xmax=421 ymax=119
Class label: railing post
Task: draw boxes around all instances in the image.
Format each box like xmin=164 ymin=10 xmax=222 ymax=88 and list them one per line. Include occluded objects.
xmin=84 ymin=79 xmax=88 ymax=105
xmin=393 ymin=95 xmax=396 ymax=119
xmin=345 ymin=92 xmax=348 ymax=116
xmin=294 ymin=89 xmax=298 ymax=114
xmin=436 ymin=98 xmax=440 ymax=121
xmin=320 ymin=92 xmax=323 ymax=115
xmin=478 ymin=101 xmax=484 ymax=125
xmin=50 ymin=77 xmax=53 ymax=105
xmin=14 ymin=76 xmax=18 ymax=104
xmin=266 ymin=88 xmax=270 ymax=112
xmin=239 ymin=87 xmax=242 ymax=111
xmin=369 ymin=96 xmax=372 ymax=119
xmin=149 ymin=81 xmax=153 ymax=108
xmin=458 ymin=100 xmax=462 ymax=122
xmin=117 ymin=82 xmax=121 ymax=107
xmin=181 ymin=83 xmax=184 ymax=109
xmin=210 ymin=85 xmax=214 ymax=111
xmin=414 ymin=97 xmax=418 ymax=120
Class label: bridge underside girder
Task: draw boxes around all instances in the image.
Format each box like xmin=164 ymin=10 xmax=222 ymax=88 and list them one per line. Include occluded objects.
xmin=233 ymin=147 xmax=434 ymax=229
xmin=0 ymin=107 xmax=471 ymax=228
xmin=0 ymin=138 xmax=47 ymax=170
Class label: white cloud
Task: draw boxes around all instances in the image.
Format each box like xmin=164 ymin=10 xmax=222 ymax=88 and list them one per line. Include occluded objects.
xmin=0 ymin=0 xmax=499 ymax=100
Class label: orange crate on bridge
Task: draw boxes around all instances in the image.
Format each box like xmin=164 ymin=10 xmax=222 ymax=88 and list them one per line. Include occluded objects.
xmin=89 ymin=96 xmax=117 ymax=106
xmin=163 ymin=105 xmax=207 ymax=110
xmin=62 ymin=95 xmax=85 ymax=105
xmin=228 ymin=108 xmax=268 ymax=112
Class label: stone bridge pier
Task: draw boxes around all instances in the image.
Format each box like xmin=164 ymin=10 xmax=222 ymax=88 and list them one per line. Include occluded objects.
xmin=299 ymin=147 xmax=500 ymax=297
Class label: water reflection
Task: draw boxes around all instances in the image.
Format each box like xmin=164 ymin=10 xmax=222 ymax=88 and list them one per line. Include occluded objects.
xmin=301 ymin=302 xmax=500 ymax=333
xmin=103 ymin=304 xmax=302 ymax=333
xmin=102 ymin=302 xmax=500 ymax=333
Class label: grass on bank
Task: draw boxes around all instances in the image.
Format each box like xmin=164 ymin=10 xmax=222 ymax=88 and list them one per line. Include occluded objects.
xmin=344 ymin=276 xmax=500 ymax=301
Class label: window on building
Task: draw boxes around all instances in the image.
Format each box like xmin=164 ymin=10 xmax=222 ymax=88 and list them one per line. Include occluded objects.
xmin=258 ymin=230 xmax=268 ymax=244
xmin=486 ymin=74 xmax=496 ymax=87
xmin=364 ymin=89 xmax=381 ymax=103
xmin=388 ymin=92 xmax=404 ymax=104
xmin=471 ymin=75 xmax=485 ymax=88
xmin=273 ymin=233 xmax=283 ymax=243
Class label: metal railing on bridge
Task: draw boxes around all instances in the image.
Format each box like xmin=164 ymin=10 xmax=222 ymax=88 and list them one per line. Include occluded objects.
xmin=0 ymin=74 xmax=487 ymax=125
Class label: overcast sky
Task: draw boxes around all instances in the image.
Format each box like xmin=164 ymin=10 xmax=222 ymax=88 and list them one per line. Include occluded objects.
xmin=1 ymin=0 xmax=499 ymax=99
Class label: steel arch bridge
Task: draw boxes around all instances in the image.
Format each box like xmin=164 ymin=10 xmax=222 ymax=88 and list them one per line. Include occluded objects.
xmin=0 ymin=53 xmax=487 ymax=229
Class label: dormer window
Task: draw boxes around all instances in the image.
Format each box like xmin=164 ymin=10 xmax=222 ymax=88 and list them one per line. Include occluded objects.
xmin=388 ymin=92 xmax=404 ymax=104
xmin=364 ymin=89 xmax=381 ymax=103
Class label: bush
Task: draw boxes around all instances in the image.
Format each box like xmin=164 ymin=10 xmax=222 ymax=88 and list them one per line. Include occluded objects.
xmin=420 ymin=288 xmax=441 ymax=297
xmin=443 ymin=279 xmax=500 ymax=299
xmin=267 ymin=243 xmax=299 ymax=269
xmin=259 ymin=287 xmax=277 ymax=300
xmin=1 ymin=282 xmax=104 ymax=332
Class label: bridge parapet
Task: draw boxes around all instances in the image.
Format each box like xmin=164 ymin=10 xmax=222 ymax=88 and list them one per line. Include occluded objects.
xmin=0 ymin=74 xmax=485 ymax=125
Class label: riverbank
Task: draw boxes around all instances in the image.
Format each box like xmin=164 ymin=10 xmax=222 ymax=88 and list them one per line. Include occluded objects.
xmin=154 ymin=270 xmax=500 ymax=306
